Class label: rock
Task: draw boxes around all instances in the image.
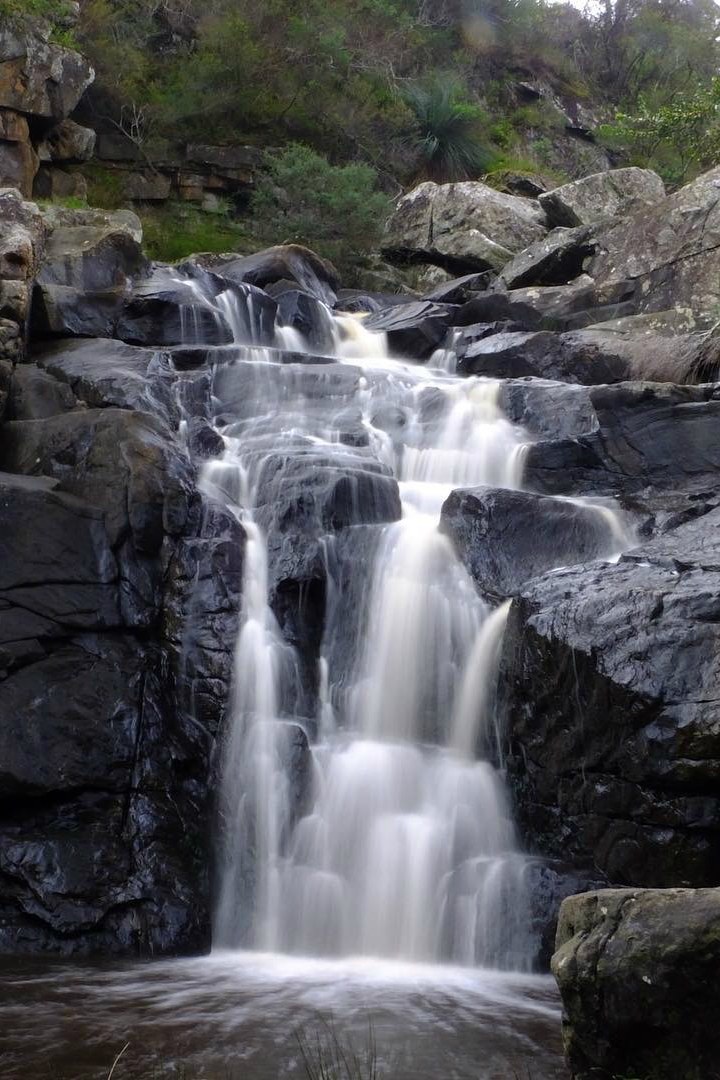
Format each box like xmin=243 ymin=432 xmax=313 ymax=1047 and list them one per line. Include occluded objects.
xmin=495 ymin=226 xmax=597 ymax=289
xmin=364 ymin=301 xmax=455 ymax=359
xmin=0 ymin=109 xmax=29 ymax=143
xmin=539 ymin=168 xmax=665 ymax=229
xmin=382 ymin=180 xmax=548 ymax=274
xmin=33 ymin=166 xmax=87 ymax=201
xmin=33 ymin=338 xmax=179 ymax=423
xmin=37 ymin=119 xmax=96 ymax=163
xmin=455 ymin=330 xmax=625 ymax=382
xmin=0 ymin=188 xmax=45 ymax=280
xmin=8 ymin=365 xmax=76 ymax=419
xmin=524 ymin=382 xmax=720 ymax=497
xmin=552 ymin=887 xmax=720 ymax=1080
xmin=185 ymin=143 xmax=263 ymax=174
xmin=31 ymin=283 xmax=123 ymax=339
xmin=36 ymin=213 xmax=147 ymax=293
xmin=501 ymin=507 xmax=720 ymax=887
xmin=123 ymin=171 xmax=173 ymax=202
xmin=276 ymin=289 xmax=335 ymax=353
xmin=527 ymin=859 xmax=606 ymax=969
xmin=499 ymin=379 xmax=596 ymax=441
xmin=187 ymin=244 xmax=340 ymax=306
xmin=422 ymin=271 xmax=491 ymax=304
xmin=588 ymin=164 xmax=720 ymax=322
xmin=39 ymin=203 xmax=143 ymax=244
xmin=0 ymin=317 xmax=21 ymax=363
xmin=0 ymin=138 xmax=38 ymax=198
xmin=0 ymin=29 xmax=94 ymax=120
xmin=115 ymin=273 xmax=241 ymax=347
xmin=440 ymin=487 xmax=627 ymax=600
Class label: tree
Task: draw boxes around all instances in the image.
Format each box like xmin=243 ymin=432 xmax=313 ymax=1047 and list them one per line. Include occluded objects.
xmin=250 ymin=144 xmax=392 ymax=279
xmin=602 ymin=76 xmax=720 ymax=184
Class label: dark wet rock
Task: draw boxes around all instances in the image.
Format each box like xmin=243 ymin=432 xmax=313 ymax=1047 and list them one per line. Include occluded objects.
xmin=276 ymin=289 xmax=335 ymax=353
xmin=186 ymin=418 xmax=225 ymax=460
xmin=500 ymin=507 xmax=720 ymax=887
xmin=0 ymin=380 xmax=244 ymax=956
xmin=524 ymin=382 xmax=720 ymax=496
xmin=539 ymin=168 xmax=665 ymax=229
xmin=117 ymin=295 xmax=231 ymax=347
xmin=456 ymin=330 xmax=628 ymax=383
xmin=453 ymin=292 xmax=542 ymax=329
xmin=441 ymin=487 xmax=625 ymax=600
xmin=500 ymin=379 xmax=596 ymax=440
xmin=526 ymin=859 xmax=606 ymax=970
xmin=7 ymin=365 xmax=76 ymax=419
xmin=382 ymin=180 xmax=547 ymax=274
xmin=423 ymin=272 xmax=491 ymax=304
xmin=254 ymin=450 xmax=402 ymax=535
xmin=496 ymin=226 xmax=597 ymax=289
xmin=552 ymin=887 xmax=720 ymax=1080
xmin=364 ymin=301 xmax=455 ymax=358
xmin=33 ymin=338 xmax=179 ymax=424
xmin=31 ymin=284 xmax=124 ymax=339
xmin=187 ymin=244 xmax=340 ymax=306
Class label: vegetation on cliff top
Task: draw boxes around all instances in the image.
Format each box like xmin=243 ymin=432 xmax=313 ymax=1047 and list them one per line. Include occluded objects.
xmin=67 ymin=0 xmax=720 ymax=190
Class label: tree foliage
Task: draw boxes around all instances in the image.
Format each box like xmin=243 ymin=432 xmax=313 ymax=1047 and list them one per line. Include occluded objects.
xmin=603 ymin=77 xmax=720 ymax=185
xmin=73 ymin=0 xmax=720 ymax=190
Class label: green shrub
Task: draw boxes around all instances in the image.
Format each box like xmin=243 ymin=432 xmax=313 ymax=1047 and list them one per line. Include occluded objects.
xmin=250 ymin=143 xmax=392 ymax=281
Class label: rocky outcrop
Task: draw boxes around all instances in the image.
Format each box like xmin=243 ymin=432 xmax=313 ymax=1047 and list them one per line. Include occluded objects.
xmin=500 ymin=506 xmax=720 ymax=887
xmin=552 ymin=887 xmax=720 ymax=1080
xmin=382 ymin=180 xmax=548 ymax=274
xmin=0 ymin=19 xmax=94 ymax=199
xmin=495 ymin=164 xmax=720 ymax=334
xmin=539 ymin=168 xmax=665 ymax=228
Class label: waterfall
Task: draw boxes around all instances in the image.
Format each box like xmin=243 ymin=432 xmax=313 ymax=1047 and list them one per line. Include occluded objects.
xmin=177 ymin=279 xmax=627 ymax=970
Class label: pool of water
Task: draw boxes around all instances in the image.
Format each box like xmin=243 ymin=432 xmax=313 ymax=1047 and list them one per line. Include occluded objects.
xmin=0 ymin=952 xmax=568 ymax=1079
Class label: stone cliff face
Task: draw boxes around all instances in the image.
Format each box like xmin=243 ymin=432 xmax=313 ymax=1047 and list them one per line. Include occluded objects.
xmin=0 ymin=199 xmax=244 ymax=954
xmin=0 ymin=15 xmax=95 ymax=200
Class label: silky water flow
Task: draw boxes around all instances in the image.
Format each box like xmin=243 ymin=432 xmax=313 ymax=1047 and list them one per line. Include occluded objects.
xmin=184 ymin=282 xmax=630 ymax=971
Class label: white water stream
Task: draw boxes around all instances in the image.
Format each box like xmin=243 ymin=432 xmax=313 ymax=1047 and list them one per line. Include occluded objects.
xmin=184 ymin=283 xmax=630 ymax=971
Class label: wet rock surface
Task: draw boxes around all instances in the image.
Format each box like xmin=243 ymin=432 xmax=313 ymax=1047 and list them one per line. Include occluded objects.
xmin=552 ymin=887 xmax=720 ymax=1080
xmin=500 ymin=507 xmax=720 ymax=888
xmin=441 ymin=487 xmax=624 ymax=600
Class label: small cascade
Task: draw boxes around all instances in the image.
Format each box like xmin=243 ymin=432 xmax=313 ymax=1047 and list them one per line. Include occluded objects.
xmin=175 ymin=272 xmax=633 ymax=970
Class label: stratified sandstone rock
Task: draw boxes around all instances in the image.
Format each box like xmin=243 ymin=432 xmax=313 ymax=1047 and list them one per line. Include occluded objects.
xmin=539 ymin=167 xmax=665 ymax=228
xmin=552 ymin=887 xmax=720 ymax=1080
xmin=382 ymin=180 xmax=548 ymax=274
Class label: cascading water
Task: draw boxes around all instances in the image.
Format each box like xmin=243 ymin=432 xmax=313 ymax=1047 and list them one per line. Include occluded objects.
xmin=184 ymin=280 xmax=631 ymax=971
